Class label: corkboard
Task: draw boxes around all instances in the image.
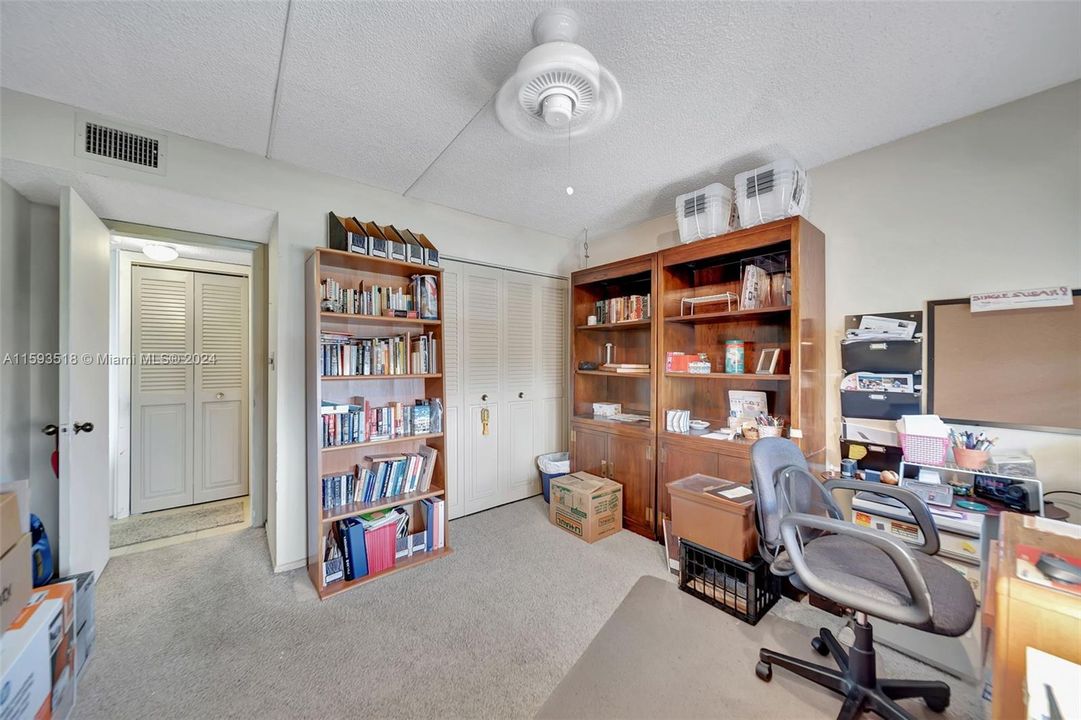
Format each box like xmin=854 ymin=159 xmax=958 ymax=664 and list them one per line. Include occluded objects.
xmin=927 ymin=292 xmax=1081 ymax=432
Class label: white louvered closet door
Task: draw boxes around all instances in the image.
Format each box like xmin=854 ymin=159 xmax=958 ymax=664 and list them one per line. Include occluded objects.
xmin=461 ymin=263 xmax=503 ymax=516
xmin=536 ymin=276 xmax=568 ymax=461
xmin=193 ymin=273 xmax=249 ymax=504
xmin=501 ymin=272 xmax=539 ymax=499
xmin=441 ymin=261 xmax=464 ymax=519
xmin=131 ymin=266 xmax=195 ymax=514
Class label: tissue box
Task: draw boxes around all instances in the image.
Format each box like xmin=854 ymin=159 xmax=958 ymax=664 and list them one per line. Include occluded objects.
xmin=592 ymin=403 xmax=621 ymax=417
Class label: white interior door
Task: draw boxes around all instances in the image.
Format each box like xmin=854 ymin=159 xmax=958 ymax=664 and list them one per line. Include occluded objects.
xmin=131 ymin=266 xmax=194 ymax=514
xmin=462 ymin=263 xmax=502 ymax=515
xmin=441 ymin=261 xmax=464 ymax=519
xmin=58 ymin=187 xmax=111 ymax=579
xmin=501 ymin=271 xmax=538 ymax=499
xmin=193 ymin=273 xmax=249 ymax=503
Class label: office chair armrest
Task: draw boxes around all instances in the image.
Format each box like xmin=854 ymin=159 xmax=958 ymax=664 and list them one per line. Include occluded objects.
xmin=823 ymin=479 xmax=940 ymax=555
xmin=779 ymin=513 xmax=933 ymax=627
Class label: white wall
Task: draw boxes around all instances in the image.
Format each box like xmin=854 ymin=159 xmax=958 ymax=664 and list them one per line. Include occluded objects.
xmin=1 ymin=182 xmax=59 ymax=553
xmin=1 ymin=89 xmax=577 ymax=570
xmin=588 ymin=81 xmax=1081 ymax=515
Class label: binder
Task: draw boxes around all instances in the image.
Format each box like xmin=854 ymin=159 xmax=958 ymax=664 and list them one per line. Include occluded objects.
xmin=338 ymin=517 xmax=369 ymax=581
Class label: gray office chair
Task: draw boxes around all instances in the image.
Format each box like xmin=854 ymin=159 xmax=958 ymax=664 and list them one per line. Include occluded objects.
xmin=750 ymin=437 xmax=976 ymax=720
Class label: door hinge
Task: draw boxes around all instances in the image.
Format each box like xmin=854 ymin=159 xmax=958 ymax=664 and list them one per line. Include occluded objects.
xmin=570 ymin=429 xmax=575 ymax=443
xmin=659 ymin=447 xmax=666 ymax=464
xmin=646 ymin=445 xmax=653 ymax=461
xmin=646 ymin=506 xmax=654 ymax=524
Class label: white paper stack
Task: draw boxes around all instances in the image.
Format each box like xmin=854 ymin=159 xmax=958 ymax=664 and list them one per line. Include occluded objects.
xmin=896 ymin=415 xmax=949 ymax=438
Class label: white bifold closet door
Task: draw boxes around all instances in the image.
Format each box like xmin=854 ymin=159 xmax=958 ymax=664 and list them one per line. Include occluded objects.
xmin=131 ymin=266 xmax=248 ymax=514
xmin=442 ymin=259 xmax=567 ymax=519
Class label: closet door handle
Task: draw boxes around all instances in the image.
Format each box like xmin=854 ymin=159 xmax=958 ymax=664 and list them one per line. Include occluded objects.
xmin=215 ymin=392 xmax=225 ymax=400
xmin=518 ymin=392 xmax=524 ymax=399
xmin=481 ymin=394 xmax=488 ymax=402
xmin=41 ymin=424 xmax=59 ymax=436
xmin=601 ymin=459 xmax=608 ymax=478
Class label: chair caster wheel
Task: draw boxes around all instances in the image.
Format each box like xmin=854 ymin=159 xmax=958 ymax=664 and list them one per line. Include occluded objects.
xmin=926 ymin=697 xmax=949 ymax=713
xmin=811 ymin=637 xmax=829 ymax=656
xmin=755 ymin=661 xmax=772 ymax=682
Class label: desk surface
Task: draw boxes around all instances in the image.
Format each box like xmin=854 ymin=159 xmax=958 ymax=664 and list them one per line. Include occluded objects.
xmin=537 ymin=576 xmax=977 ymax=720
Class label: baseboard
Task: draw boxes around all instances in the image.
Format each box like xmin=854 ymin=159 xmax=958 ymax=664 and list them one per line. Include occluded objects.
xmin=274 ymin=557 xmax=307 ymax=573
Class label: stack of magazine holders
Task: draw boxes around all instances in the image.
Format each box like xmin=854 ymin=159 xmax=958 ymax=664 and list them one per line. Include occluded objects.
xmin=839 ymin=311 xmax=923 ymax=473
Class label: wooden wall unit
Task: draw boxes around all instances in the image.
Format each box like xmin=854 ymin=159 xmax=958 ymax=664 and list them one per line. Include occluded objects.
xmin=570 ymin=219 xmax=826 ymax=539
xmin=569 ymin=253 xmax=658 ymax=538
xmin=656 ymin=217 xmax=826 ymax=524
xmin=305 ymin=248 xmax=450 ymax=599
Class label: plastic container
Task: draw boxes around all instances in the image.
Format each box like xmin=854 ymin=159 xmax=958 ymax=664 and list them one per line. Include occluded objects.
xmin=899 ymin=432 xmax=950 ymax=466
xmin=676 ymin=183 xmax=733 ymax=243
xmin=679 ymin=539 xmax=780 ymax=625
xmin=735 ymin=159 xmax=808 ymax=228
xmin=667 ymin=474 xmax=757 ymax=561
xmin=537 ymin=452 xmax=570 ymax=503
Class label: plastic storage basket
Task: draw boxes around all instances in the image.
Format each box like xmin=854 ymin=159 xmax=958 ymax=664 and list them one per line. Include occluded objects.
xmin=899 ymin=433 xmax=949 ymax=465
xmin=735 ymin=159 xmax=808 ymax=228
xmin=679 ymin=539 xmax=780 ymax=625
xmin=676 ymin=183 xmax=732 ymax=243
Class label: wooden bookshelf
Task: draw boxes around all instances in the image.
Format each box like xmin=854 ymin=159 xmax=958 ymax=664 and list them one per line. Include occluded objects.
xmin=569 ymin=253 xmax=658 ymax=539
xmin=656 ymin=217 xmax=825 ymax=524
xmin=306 ymin=247 xmax=450 ymax=600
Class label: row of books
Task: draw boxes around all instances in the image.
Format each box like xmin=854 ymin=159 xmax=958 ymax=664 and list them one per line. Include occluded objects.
xmin=321 ymin=447 xmax=438 ymax=510
xmin=320 ymin=331 xmax=438 ymax=377
xmin=328 ymin=213 xmax=440 ymax=268
xmin=594 ymin=293 xmax=651 ymax=324
xmin=321 ymin=398 xmax=443 ymax=447
xmin=322 ymin=498 xmax=445 ymax=585
xmin=321 ymin=278 xmax=414 ymax=317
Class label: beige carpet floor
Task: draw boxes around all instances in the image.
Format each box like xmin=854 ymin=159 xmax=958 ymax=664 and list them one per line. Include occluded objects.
xmin=74 ymin=496 xmax=977 ymax=719
xmin=109 ymin=498 xmax=246 ymax=548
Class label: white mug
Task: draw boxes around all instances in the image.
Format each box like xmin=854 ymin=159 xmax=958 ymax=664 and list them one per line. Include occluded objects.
xmin=587 ymin=315 xmax=597 ymax=325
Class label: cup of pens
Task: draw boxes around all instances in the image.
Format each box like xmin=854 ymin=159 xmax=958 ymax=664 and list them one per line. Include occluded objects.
xmin=757 ymin=415 xmax=784 ymax=438
xmin=950 ymin=429 xmax=994 ymax=470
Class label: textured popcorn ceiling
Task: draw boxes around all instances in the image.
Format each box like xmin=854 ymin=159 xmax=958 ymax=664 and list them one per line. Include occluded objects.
xmin=2 ymin=1 xmax=1079 ymax=237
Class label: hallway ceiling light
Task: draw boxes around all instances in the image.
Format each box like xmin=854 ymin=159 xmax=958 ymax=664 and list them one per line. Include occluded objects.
xmin=143 ymin=243 xmax=179 ymax=262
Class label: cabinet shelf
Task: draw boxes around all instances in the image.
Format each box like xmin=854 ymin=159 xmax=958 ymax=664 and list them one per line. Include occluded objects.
xmin=320 ymin=373 xmax=441 ymax=381
xmin=664 ymin=371 xmax=790 ymax=381
xmin=321 ymin=487 xmax=446 ymax=523
xmin=665 ymin=306 xmax=790 ymax=324
xmin=320 ymin=432 xmax=444 ymax=453
xmin=576 ymin=369 xmax=650 ymax=378
xmin=575 ymin=319 xmax=651 ymax=331
xmin=320 ymin=311 xmax=440 ymax=327
xmin=315 ymin=547 xmax=453 ymax=599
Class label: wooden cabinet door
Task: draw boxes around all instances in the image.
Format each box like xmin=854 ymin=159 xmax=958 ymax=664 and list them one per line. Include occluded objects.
xmin=716 ymin=451 xmax=753 ymax=485
xmin=607 ymin=434 xmax=655 ymax=539
xmin=657 ymin=441 xmax=719 ymax=524
xmin=570 ymin=426 xmax=607 ymax=478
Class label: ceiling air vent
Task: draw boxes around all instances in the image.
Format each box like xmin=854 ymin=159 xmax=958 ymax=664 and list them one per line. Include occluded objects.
xmin=75 ymin=114 xmax=167 ymax=175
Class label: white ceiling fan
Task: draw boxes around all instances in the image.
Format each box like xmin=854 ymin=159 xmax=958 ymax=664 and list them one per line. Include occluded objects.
xmin=495 ymin=7 xmax=622 ymax=145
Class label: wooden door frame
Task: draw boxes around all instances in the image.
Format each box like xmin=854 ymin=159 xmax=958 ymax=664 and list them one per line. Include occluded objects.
xmin=112 ymin=236 xmax=262 ymax=523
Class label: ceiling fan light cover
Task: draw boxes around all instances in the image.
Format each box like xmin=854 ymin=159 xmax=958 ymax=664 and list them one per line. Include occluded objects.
xmin=496 ymin=8 xmax=622 ymax=145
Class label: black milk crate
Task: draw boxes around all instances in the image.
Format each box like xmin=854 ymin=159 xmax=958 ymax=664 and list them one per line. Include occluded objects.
xmin=679 ymin=539 xmax=780 ymax=625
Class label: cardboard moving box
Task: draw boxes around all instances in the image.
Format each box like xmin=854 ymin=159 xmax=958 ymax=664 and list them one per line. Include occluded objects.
xmin=668 ymin=474 xmax=758 ymax=561
xmin=1 ymin=492 xmax=24 ymax=557
xmin=549 ymin=472 xmax=623 ymax=543
xmin=0 ymin=580 xmax=75 ymax=720
xmin=1 ymin=533 xmax=32 ymax=635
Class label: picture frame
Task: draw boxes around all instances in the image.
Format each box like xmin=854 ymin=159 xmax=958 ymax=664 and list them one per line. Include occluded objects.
xmin=756 ymin=348 xmax=780 ymax=375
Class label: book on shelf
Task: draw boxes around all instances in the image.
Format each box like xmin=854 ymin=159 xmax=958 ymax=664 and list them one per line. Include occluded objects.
xmin=320 ymin=277 xmax=419 ymax=317
xmin=338 ymin=517 xmax=370 ymax=581
xmin=420 ymin=497 xmax=445 ymax=552
xmin=323 ymin=525 xmax=345 ymax=583
xmin=410 ymin=274 xmax=439 ymax=320
xmin=319 ymin=330 xmax=430 ymax=376
xmin=361 ymin=512 xmax=399 ymax=574
xmin=594 ymin=293 xmax=650 ymax=324
xmin=321 ymin=395 xmax=441 ymax=449
xmin=321 ymin=447 xmax=439 ymax=510
xmin=601 ymin=363 xmax=649 ymax=374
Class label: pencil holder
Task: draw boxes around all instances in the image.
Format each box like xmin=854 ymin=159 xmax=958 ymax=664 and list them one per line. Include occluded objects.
xmin=952 ymin=447 xmax=990 ymax=470
xmin=758 ymin=426 xmax=783 ymax=438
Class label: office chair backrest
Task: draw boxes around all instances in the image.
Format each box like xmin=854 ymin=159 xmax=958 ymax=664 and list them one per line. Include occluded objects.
xmin=750 ymin=437 xmax=842 ymax=564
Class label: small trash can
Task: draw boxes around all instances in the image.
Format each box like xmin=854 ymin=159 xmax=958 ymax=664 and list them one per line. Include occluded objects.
xmin=537 ymin=452 xmax=570 ymax=503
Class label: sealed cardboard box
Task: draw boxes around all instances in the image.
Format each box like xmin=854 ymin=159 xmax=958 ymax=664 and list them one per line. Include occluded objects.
xmin=668 ymin=474 xmax=758 ymax=561
xmin=0 ymin=589 xmax=65 ymax=720
xmin=1 ymin=492 xmax=24 ymax=557
xmin=1 ymin=533 xmax=32 ymax=635
xmin=549 ymin=472 xmax=622 ymax=543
